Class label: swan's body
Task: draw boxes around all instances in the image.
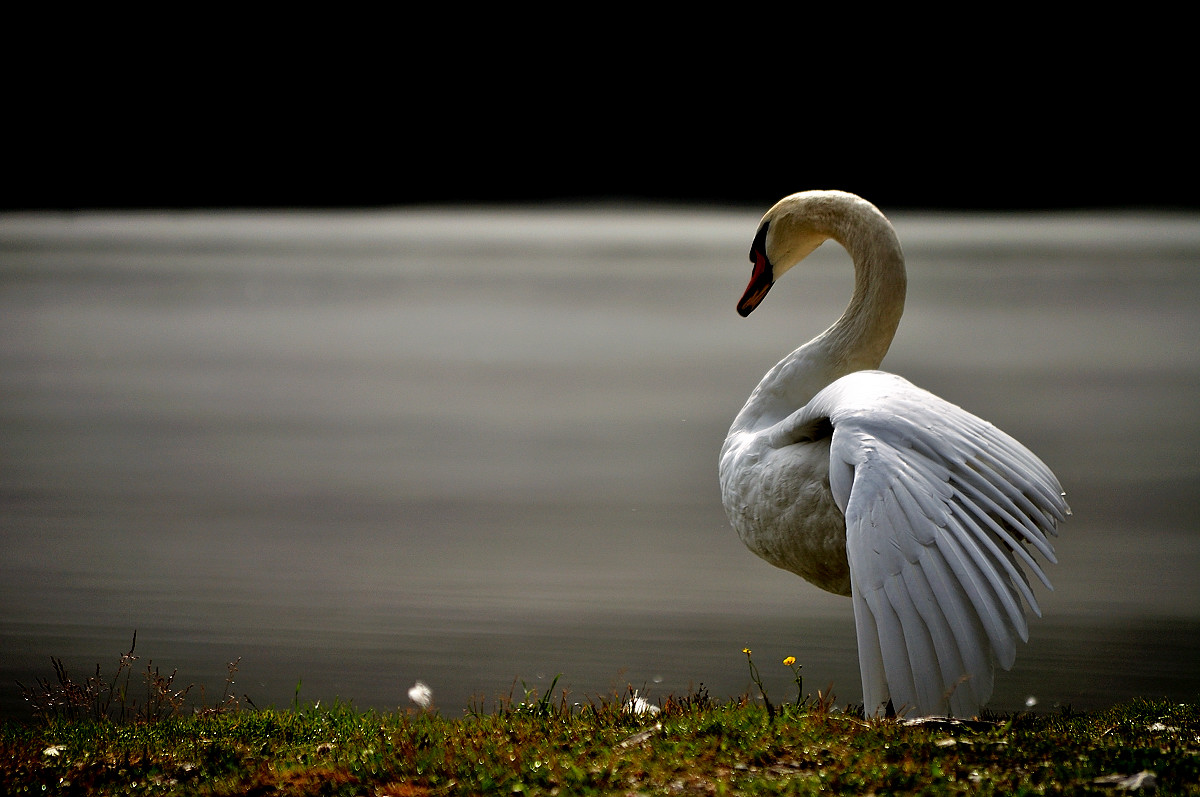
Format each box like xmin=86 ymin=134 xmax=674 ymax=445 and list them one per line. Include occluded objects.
xmin=719 ymin=191 xmax=1068 ymax=717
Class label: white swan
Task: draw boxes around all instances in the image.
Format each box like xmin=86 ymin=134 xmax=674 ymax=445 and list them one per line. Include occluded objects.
xmin=719 ymin=191 xmax=1069 ymax=718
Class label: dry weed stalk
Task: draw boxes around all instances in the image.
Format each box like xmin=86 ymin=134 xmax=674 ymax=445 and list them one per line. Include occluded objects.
xmin=18 ymin=631 xmax=249 ymax=723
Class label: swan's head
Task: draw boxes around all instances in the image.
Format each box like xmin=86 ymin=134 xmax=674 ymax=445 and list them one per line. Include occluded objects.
xmin=737 ymin=192 xmax=838 ymax=316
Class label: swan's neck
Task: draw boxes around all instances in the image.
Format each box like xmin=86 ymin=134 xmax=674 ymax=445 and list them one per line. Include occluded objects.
xmin=735 ymin=202 xmax=907 ymax=432
xmin=825 ymin=212 xmax=907 ymax=374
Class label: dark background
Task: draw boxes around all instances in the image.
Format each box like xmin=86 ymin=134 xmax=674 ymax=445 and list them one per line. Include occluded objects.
xmin=4 ymin=19 xmax=1195 ymax=213
xmin=10 ymin=99 xmax=1191 ymax=212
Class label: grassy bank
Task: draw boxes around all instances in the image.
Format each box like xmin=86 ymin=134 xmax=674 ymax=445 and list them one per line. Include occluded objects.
xmin=4 ymin=640 xmax=1197 ymax=794
xmin=3 ymin=693 xmax=1198 ymax=795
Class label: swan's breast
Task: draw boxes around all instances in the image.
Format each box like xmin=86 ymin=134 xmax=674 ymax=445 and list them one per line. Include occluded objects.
xmin=720 ymin=431 xmax=851 ymax=596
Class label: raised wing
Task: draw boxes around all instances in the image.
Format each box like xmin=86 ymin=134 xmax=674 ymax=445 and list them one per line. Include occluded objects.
xmin=791 ymin=370 xmax=1068 ymax=717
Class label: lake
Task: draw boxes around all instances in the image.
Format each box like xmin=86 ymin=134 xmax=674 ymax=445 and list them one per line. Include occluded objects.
xmin=2 ymin=204 xmax=1198 ymax=718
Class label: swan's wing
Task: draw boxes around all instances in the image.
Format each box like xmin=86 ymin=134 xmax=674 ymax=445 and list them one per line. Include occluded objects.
xmin=789 ymin=371 xmax=1067 ymax=717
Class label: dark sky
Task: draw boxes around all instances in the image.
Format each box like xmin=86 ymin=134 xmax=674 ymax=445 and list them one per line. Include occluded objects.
xmin=9 ymin=109 xmax=1189 ymax=212
xmin=6 ymin=39 xmax=1194 ymax=212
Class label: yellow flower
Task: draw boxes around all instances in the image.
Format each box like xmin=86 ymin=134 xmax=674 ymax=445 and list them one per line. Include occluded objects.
xmin=783 ymin=656 xmax=796 ymax=667
xmin=742 ymin=647 xmax=752 ymax=655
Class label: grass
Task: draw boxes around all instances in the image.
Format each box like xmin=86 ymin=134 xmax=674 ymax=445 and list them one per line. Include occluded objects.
xmin=3 ymin=642 xmax=1199 ymax=795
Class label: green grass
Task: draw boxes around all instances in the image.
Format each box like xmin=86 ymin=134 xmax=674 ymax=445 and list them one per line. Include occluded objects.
xmin=3 ymin=694 xmax=1199 ymax=795
xmin=4 ymin=640 xmax=1198 ymax=794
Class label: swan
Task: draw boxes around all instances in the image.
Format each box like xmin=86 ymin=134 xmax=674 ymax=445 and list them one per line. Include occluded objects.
xmin=718 ymin=190 xmax=1068 ymax=718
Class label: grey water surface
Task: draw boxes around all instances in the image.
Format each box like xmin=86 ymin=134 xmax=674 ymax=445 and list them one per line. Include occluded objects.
xmin=2 ymin=205 xmax=1199 ymax=718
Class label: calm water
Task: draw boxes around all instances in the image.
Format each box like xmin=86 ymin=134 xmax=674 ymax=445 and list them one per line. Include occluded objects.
xmin=2 ymin=206 xmax=1199 ymax=719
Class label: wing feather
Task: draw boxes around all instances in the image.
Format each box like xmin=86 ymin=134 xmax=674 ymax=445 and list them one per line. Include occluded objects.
xmin=925 ymin=511 xmax=1018 ymax=668
xmin=914 ymin=542 xmax=994 ymax=713
xmin=808 ymin=370 xmax=1065 ymax=717
xmin=898 ymin=558 xmax=982 ymax=716
xmin=948 ymin=493 xmax=1043 ymax=620
xmin=966 ymin=457 xmax=1061 ymax=555
xmin=952 ymin=476 xmax=1056 ymax=584
xmin=881 ymin=573 xmax=936 ymax=711
xmin=946 ymin=499 xmax=1034 ymax=633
